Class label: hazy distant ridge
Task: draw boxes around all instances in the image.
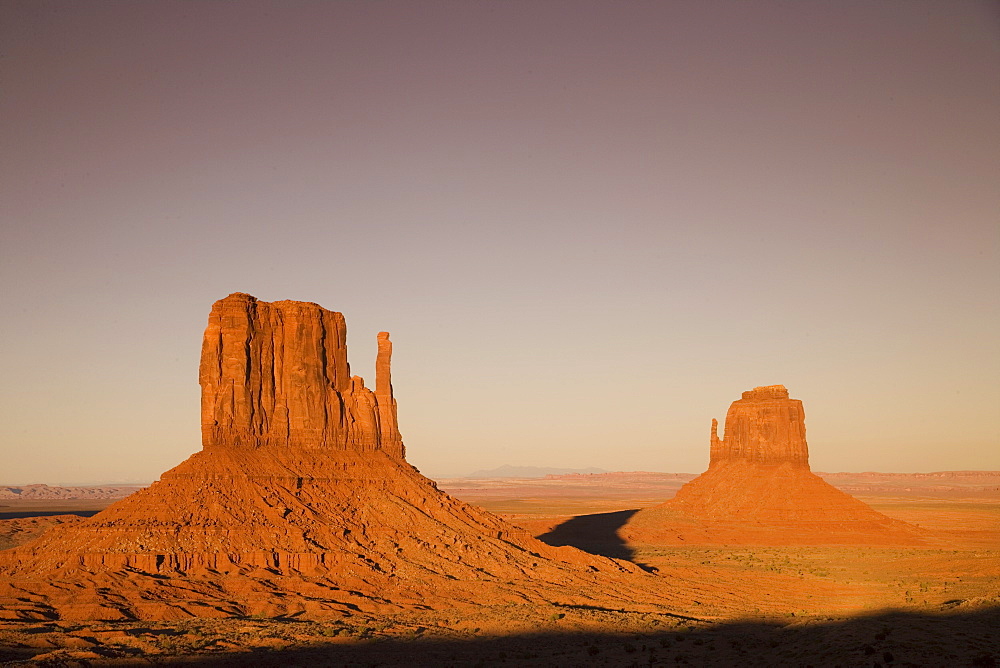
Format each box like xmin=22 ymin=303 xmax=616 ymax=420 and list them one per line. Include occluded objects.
xmin=0 ymin=484 xmax=144 ymax=500
xmin=3 ymin=470 xmax=998 ymax=498
xmin=461 ymin=465 xmax=608 ymax=479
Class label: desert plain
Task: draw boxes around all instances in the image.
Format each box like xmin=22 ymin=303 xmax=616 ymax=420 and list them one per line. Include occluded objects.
xmin=0 ymin=295 xmax=997 ymax=667
xmin=0 ymin=471 xmax=997 ymax=666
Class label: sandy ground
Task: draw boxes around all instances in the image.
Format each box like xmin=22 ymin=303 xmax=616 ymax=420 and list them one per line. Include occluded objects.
xmin=0 ymin=475 xmax=997 ymax=666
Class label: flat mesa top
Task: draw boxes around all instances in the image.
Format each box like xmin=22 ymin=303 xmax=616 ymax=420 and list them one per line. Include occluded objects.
xmin=220 ymin=292 xmax=329 ymax=311
xmin=740 ymin=385 xmax=790 ymax=401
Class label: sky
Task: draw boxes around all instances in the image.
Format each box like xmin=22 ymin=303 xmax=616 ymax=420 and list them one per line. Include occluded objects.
xmin=1 ymin=0 xmax=997 ymax=484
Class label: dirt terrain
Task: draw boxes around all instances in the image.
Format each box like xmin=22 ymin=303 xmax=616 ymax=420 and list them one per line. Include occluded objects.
xmin=0 ymin=474 xmax=997 ymax=666
xmin=444 ymin=473 xmax=1000 ymax=610
xmin=1 ymin=605 xmax=997 ymax=667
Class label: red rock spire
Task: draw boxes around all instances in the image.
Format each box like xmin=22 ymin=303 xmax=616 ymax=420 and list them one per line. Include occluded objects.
xmin=376 ymin=331 xmax=404 ymax=459
xmin=709 ymin=418 xmax=722 ymax=463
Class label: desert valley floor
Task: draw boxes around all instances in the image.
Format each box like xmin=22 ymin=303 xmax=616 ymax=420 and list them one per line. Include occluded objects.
xmin=1 ymin=471 xmax=997 ymax=667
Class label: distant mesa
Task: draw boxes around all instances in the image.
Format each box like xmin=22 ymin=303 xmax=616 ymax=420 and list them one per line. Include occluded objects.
xmin=0 ymin=293 xmax=684 ymax=621
xmin=623 ymin=385 xmax=926 ymax=546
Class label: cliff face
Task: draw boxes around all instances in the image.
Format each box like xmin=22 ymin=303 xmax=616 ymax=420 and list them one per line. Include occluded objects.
xmin=199 ymin=293 xmax=402 ymax=458
xmin=709 ymin=385 xmax=808 ymax=468
xmin=0 ymin=293 xmax=686 ymax=621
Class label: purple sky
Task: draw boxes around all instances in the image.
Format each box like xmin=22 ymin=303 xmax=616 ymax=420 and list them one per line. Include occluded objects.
xmin=2 ymin=0 xmax=998 ymax=483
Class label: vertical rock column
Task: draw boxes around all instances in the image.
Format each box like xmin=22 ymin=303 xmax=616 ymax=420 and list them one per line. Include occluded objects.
xmin=709 ymin=418 xmax=723 ymax=465
xmin=375 ymin=332 xmax=404 ymax=459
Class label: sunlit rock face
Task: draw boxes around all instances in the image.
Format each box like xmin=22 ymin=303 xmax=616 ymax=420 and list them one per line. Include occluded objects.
xmin=625 ymin=385 xmax=926 ymax=546
xmin=199 ymin=293 xmax=403 ymax=457
xmin=709 ymin=385 xmax=808 ymax=468
xmin=0 ymin=293 xmax=680 ymax=621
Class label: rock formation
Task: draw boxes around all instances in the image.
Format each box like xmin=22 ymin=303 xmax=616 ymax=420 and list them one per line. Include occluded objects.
xmin=0 ymin=293 xmax=690 ymax=621
xmin=198 ymin=294 xmax=402 ymax=456
xmin=709 ymin=385 xmax=808 ymax=468
xmin=624 ymin=385 xmax=925 ymax=545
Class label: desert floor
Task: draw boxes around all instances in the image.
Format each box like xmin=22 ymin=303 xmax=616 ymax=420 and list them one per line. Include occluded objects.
xmin=0 ymin=476 xmax=997 ymax=666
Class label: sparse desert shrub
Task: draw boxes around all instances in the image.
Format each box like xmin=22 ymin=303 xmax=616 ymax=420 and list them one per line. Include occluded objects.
xmin=188 ymin=637 xmax=212 ymax=651
xmin=159 ymin=637 xmax=183 ymax=653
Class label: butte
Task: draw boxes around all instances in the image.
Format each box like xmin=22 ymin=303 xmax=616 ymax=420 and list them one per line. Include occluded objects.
xmin=623 ymin=385 xmax=926 ymax=546
xmin=0 ymin=293 xmax=689 ymax=621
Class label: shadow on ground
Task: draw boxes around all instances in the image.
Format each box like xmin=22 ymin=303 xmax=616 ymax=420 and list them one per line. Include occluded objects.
xmin=536 ymin=508 xmax=639 ymax=561
xmin=173 ymin=607 xmax=1000 ymax=667
xmin=4 ymin=607 xmax=991 ymax=667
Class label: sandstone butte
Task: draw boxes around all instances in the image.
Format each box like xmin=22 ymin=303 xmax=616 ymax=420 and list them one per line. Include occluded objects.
xmin=623 ymin=385 xmax=927 ymax=546
xmin=0 ymin=293 xmax=700 ymax=622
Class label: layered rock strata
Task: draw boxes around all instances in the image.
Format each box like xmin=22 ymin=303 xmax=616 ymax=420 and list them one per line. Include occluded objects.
xmin=0 ymin=294 xmax=687 ymax=621
xmin=625 ymin=385 xmax=925 ymax=546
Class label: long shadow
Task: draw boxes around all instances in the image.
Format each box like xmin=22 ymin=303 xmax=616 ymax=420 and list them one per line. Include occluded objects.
xmin=5 ymin=607 xmax=991 ymax=667
xmin=0 ymin=510 xmax=101 ymax=520
xmin=537 ymin=508 xmax=639 ymax=561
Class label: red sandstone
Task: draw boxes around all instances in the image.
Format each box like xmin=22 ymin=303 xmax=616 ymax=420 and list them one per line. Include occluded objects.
xmin=624 ymin=385 xmax=926 ymax=545
xmin=0 ymin=294 xmax=690 ymax=621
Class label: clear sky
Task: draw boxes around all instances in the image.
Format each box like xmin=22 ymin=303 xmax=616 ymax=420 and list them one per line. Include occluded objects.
xmin=1 ymin=0 xmax=997 ymax=484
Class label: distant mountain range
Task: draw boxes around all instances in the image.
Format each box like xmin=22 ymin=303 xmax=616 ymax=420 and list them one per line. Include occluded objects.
xmin=458 ymin=465 xmax=608 ymax=479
